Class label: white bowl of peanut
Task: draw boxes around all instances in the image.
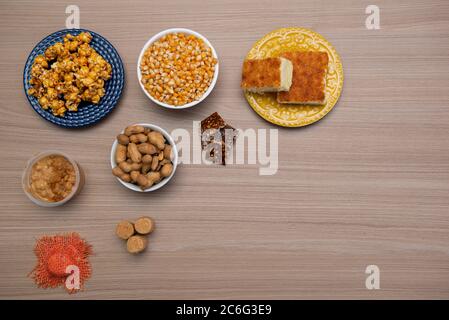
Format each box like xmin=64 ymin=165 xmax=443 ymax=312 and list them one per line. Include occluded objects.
xmin=137 ymin=28 xmax=219 ymax=109
xmin=110 ymin=123 xmax=178 ymax=192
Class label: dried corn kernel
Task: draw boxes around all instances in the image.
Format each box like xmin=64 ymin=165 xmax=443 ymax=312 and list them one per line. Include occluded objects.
xmin=140 ymin=33 xmax=217 ymax=106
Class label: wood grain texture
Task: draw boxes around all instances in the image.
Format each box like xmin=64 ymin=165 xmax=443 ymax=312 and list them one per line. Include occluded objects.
xmin=0 ymin=0 xmax=449 ymax=299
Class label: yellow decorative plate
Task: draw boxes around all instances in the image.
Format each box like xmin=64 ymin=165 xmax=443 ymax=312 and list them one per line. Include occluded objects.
xmin=244 ymin=27 xmax=344 ymax=127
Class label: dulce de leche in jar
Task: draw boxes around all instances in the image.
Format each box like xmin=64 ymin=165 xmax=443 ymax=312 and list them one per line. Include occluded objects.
xmin=22 ymin=151 xmax=84 ymax=207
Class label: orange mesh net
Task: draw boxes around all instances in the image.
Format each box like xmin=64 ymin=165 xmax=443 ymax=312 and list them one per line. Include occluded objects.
xmin=29 ymin=233 xmax=92 ymax=293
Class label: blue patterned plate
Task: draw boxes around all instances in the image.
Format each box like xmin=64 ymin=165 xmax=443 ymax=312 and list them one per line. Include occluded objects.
xmin=23 ymin=29 xmax=124 ymax=128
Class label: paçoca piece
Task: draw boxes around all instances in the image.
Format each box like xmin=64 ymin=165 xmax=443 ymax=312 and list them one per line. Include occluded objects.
xmin=277 ymin=51 xmax=329 ymax=105
xmin=116 ymin=220 xmax=135 ymax=240
xmin=127 ymin=235 xmax=147 ymax=254
xmin=134 ymin=216 xmax=155 ymax=235
xmin=241 ymin=57 xmax=293 ymax=92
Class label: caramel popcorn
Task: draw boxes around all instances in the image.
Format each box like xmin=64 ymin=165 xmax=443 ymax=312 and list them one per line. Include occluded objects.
xmin=28 ymin=32 xmax=112 ymax=116
xmin=140 ymin=33 xmax=217 ymax=106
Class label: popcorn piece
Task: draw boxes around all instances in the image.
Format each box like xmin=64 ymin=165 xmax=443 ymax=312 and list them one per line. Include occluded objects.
xmin=28 ymin=32 xmax=112 ymax=117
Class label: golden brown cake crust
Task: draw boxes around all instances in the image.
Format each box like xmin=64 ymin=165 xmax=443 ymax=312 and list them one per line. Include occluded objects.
xmin=277 ymin=51 xmax=328 ymax=104
xmin=241 ymin=58 xmax=281 ymax=89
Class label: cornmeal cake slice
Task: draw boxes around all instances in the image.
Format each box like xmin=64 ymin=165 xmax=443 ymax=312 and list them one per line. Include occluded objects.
xmin=241 ymin=57 xmax=293 ymax=92
xmin=277 ymin=51 xmax=329 ymax=105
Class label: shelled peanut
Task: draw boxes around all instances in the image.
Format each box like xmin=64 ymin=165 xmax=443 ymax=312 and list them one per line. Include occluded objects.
xmin=113 ymin=125 xmax=174 ymax=190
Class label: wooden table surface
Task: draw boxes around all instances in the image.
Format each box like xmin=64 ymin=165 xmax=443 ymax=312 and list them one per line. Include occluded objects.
xmin=0 ymin=0 xmax=448 ymax=300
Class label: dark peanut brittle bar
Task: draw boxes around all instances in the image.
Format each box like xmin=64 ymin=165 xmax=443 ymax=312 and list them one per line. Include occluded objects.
xmin=201 ymin=112 xmax=237 ymax=165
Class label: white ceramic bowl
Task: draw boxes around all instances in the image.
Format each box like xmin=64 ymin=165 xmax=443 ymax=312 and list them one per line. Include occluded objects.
xmin=110 ymin=123 xmax=178 ymax=192
xmin=22 ymin=151 xmax=84 ymax=207
xmin=137 ymin=28 xmax=219 ymax=109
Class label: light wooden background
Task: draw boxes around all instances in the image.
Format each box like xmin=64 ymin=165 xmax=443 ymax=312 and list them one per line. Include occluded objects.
xmin=0 ymin=0 xmax=448 ymax=300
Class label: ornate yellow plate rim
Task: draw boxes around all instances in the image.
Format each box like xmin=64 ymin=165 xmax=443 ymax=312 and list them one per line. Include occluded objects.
xmin=243 ymin=27 xmax=344 ymax=128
